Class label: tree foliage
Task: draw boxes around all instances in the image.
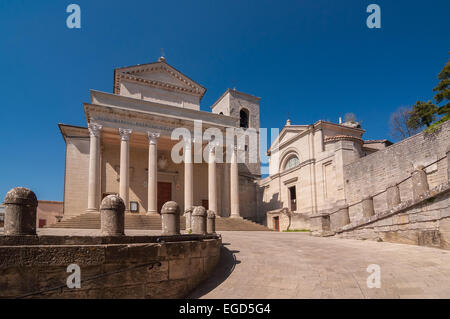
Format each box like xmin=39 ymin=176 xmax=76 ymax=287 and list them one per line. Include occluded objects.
xmin=407 ymin=101 xmax=438 ymax=129
xmin=433 ymin=57 xmax=450 ymax=116
xmin=406 ymin=54 xmax=450 ymax=132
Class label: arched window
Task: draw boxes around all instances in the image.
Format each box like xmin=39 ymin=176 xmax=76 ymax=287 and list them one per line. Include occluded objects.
xmin=284 ymin=156 xmax=300 ymax=171
xmin=240 ymin=109 xmax=249 ymax=129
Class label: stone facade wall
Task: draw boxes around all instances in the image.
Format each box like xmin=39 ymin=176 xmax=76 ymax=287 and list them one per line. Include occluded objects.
xmin=120 ymin=80 xmax=201 ymax=110
xmin=260 ymin=122 xmax=365 ymax=223
xmin=343 ymin=121 xmax=450 ymax=223
xmin=63 ymin=138 xmax=90 ymax=218
xmin=36 ymin=201 xmax=63 ymax=228
xmin=0 ymin=236 xmax=221 ymax=299
xmin=266 ymin=209 xmax=310 ymax=231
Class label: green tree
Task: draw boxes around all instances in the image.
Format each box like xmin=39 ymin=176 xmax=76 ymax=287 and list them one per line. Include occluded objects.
xmin=433 ymin=56 xmax=450 ymax=116
xmin=407 ymin=101 xmax=438 ymax=129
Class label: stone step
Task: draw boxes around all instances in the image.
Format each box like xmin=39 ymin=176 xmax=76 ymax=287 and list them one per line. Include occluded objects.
xmin=47 ymin=213 xmax=270 ymax=231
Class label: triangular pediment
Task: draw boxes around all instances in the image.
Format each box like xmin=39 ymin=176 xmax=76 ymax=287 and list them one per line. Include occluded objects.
xmin=114 ymin=60 xmax=206 ymax=98
xmin=268 ymin=126 xmax=308 ymax=154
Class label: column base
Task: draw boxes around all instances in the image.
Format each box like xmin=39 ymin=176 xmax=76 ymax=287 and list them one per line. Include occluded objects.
xmin=230 ymin=215 xmax=243 ymax=219
xmin=146 ymin=211 xmax=160 ymax=216
xmin=86 ymin=209 xmax=99 ymax=213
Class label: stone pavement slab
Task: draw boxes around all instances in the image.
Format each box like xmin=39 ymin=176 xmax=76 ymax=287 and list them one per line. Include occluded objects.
xmin=189 ymin=231 xmax=450 ymax=299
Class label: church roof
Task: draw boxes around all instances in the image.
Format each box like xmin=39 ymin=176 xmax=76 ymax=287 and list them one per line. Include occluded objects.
xmin=113 ymin=58 xmax=207 ymax=98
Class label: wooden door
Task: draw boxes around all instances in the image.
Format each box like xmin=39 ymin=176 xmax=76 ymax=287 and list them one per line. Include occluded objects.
xmin=273 ymin=217 xmax=280 ymax=232
xmin=157 ymin=182 xmax=172 ymax=214
xmin=39 ymin=219 xmax=47 ymax=228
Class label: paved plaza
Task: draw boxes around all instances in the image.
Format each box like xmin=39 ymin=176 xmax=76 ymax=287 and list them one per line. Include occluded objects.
xmin=190 ymin=231 xmax=450 ymax=299
xmin=3 ymin=228 xmax=450 ymax=299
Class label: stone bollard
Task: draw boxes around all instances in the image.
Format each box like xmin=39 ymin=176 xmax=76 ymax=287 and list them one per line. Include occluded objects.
xmin=161 ymin=201 xmax=181 ymax=235
xmin=100 ymin=195 xmax=125 ymax=236
xmin=191 ymin=206 xmax=207 ymax=235
xmin=411 ymin=165 xmax=429 ymax=200
xmin=310 ymin=214 xmax=331 ymax=234
xmin=386 ymin=183 xmax=401 ymax=209
xmin=3 ymin=187 xmax=38 ymax=236
xmin=184 ymin=207 xmax=193 ymax=232
xmin=207 ymin=210 xmax=216 ymax=234
xmin=330 ymin=205 xmax=350 ymax=231
xmin=362 ymin=196 xmax=375 ymax=218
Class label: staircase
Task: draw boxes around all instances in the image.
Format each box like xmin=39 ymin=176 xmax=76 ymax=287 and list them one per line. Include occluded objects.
xmin=47 ymin=213 xmax=270 ymax=231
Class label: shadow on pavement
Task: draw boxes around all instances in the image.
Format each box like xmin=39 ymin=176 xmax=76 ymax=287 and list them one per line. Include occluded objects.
xmin=187 ymin=244 xmax=240 ymax=299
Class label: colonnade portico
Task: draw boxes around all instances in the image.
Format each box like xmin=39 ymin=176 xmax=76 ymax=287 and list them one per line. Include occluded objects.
xmin=85 ymin=123 xmax=242 ymax=219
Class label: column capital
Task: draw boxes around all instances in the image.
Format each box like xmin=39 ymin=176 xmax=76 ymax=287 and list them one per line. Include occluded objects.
xmin=88 ymin=123 xmax=103 ymax=137
xmin=119 ymin=128 xmax=132 ymax=141
xmin=147 ymin=132 xmax=160 ymax=145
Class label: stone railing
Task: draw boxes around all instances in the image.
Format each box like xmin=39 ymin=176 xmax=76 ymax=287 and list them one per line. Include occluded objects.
xmin=0 ymin=188 xmax=221 ymax=299
xmin=310 ymin=148 xmax=450 ymax=240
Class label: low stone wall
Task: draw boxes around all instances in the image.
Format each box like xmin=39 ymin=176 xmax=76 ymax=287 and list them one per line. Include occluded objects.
xmin=266 ymin=208 xmax=310 ymax=231
xmin=334 ymin=183 xmax=450 ymax=250
xmin=0 ymin=235 xmax=221 ymax=299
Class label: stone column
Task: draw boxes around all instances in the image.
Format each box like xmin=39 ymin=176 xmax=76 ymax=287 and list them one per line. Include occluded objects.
xmin=147 ymin=132 xmax=160 ymax=215
xmin=411 ymin=165 xmax=429 ymax=200
xmin=208 ymin=145 xmax=217 ymax=214
xmin=119 ymin=128 xmax=132 ymax=212
xmin=184 ymin=139 xmax=194 ymax=213
xmin=362 ymin=196 xmax=375 ymax=218
xmin=230 ymin=146 xmax=241 ymax=218
xmin=87 ymin=123 xmax=102 ymax=212
xmin=3 ymin=187 xmax=38 ymax=236
xmin=386 ymin=183 xmax=401 ymax=209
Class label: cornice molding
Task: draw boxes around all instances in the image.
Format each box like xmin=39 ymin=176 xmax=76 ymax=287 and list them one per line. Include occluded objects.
xmin=324 ymin=135 xmax=363 ymax=144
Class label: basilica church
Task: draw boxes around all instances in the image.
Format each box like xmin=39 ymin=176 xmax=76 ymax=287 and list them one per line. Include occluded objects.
xmin=59 ymin=58 xmax=390 ymax=229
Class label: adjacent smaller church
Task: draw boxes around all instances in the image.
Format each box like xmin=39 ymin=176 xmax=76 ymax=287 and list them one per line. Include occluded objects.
xmin=260 ymin=119 xmax=391 ymax=231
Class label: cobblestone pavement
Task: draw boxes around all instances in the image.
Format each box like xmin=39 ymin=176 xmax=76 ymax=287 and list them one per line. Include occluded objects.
xmin=190 ymin=231 xmax=450 ymax=299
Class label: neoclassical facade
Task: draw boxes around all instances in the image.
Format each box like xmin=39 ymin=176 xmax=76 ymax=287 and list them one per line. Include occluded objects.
xmin=60 ymin=58 xmax=261 ymax=220
xmin=261 ymin=120 xmax=391 ymax=231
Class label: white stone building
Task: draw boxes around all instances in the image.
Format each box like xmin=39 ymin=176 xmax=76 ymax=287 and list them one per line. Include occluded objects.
xmin=59 ymin=58 xmax=261 ymax=220
xmin=260 ymin=120 xmax=391 ymax=231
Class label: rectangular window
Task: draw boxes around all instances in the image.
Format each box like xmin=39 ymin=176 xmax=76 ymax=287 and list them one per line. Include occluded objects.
xmin=289 ymin=186 xmax=297 ymax=211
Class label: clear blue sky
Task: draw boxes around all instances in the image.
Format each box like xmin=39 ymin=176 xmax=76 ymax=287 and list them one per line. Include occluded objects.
xmin=0 ymin=0 xmax=448 ymax=201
